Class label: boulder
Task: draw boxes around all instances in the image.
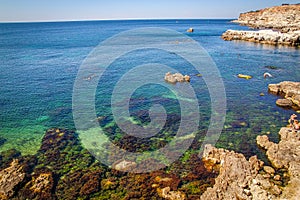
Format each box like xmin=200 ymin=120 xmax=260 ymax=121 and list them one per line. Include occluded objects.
xmin=164 ymin=72 xmax=191 ymax=84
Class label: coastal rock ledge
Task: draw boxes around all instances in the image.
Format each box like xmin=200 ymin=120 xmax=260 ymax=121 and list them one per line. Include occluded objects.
xmin=268 ymin=81 xmax=300 ymax=108
xmin=201 ymin=127 xmax=300 ymax=200
xmin=222 ymin=4 xmax=300 ymax=46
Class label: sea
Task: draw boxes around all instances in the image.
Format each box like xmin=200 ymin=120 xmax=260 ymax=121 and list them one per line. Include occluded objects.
xmin=0 ymin=19 xmax=299 ymax=160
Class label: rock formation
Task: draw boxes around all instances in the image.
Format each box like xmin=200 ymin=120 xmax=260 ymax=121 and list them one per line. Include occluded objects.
xmin=269 ymin=81 xmax=300 ymax=108
xmin=257 ymin=127 xmax=300 ymax=199
xmin=222 ymin=29 xmax=300 ymax=46
xmin=233 ymin=4 xmax=300 ymax=33
xmin=201 ymin=126 xmax=300 ymax=200
xmin=222 ymin=4 xmax=300 ymax=46
xmin=0 ymin=159 xmax=25 ymax=200
xmin=164 ymin=72 xmax=190 ymax=84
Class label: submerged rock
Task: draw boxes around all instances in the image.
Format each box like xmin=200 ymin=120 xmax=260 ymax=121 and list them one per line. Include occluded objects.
xmin=113 ymin=160 xmax=137 ymax=172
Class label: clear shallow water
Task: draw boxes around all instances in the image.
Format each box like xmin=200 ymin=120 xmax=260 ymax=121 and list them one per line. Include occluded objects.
xmin=0 ymin=20 xmax=299 ymax=157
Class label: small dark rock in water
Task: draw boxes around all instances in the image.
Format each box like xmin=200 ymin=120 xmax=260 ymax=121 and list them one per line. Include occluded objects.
xmin=0 ymin=136 xmax=6 ymax=146
xmin=265 ymin=65 xmax=279 ymax=70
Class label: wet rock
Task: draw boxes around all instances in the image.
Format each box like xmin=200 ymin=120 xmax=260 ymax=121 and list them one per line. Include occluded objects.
xmin=157 ymin=186 xmax=186 ymax=200
xmin=0 ymin=159 xmax=25 ymax=200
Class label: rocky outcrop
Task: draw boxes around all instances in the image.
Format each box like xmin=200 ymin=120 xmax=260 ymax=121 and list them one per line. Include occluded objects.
xmin=268 ymin=81 xmax=300 ymax=108
xmin=257 ymin=127 xmax=300 ymax=199
xmin=223 ymin=4 xmax=300 ymax=46
xmin=201 ymin=126 xmax=300 ymax=200
xmin=222 ymin=29 xmax=300 ymax=46
xmin=233 ymin=4 xmax=300 ymax=33
xmin=164 ymin=72 xmax=190 ymax=84
xmin=0 ymin=159 xmax=25 ymax=200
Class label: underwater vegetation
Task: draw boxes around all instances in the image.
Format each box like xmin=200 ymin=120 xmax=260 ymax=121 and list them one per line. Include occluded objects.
xmin=0 ymin=124 xmax=218 ymax=200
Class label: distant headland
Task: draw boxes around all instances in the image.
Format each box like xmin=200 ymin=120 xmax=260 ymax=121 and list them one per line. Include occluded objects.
xmin=222 ymin=4 xmax=300 ymax=46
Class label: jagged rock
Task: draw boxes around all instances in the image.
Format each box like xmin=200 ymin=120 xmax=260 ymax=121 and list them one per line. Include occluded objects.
xmin=222 ymin=4 xmax=300 ymax=46
xmin=201 ymin=144 xmax=272 ymax=200
xmin=20 ymin=168 xmax=55 ymax=200
xmin=256 ymin=127 xmax=300 ymax=199
xmin=164 ymin=72 xmax=190 ymax=84
xmin=157 ymin=186 xmax=186 ymax=200
xmin=0 ymin=159 xmax=25 ymax=200
xmin=269 ymin=81 xmax=300 ymax=108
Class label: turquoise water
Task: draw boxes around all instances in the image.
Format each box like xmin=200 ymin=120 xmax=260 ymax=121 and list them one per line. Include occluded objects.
xmin=0 ymin=20 xmax=299 ymax=156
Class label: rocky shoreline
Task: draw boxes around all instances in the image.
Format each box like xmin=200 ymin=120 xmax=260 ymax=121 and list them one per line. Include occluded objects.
xmin=268 ymin=81 xmax=300 ymax=110
xmin=0 ymin=124 xmax=299 ymax=199
xmin=201 ymin=127 xmax=300 ymax=200
xmin=222 ymin=4 xmax=300 ymax=46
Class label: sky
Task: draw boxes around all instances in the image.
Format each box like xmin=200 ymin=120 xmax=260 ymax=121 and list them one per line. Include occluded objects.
xmin=0 ymin=0 xmax=299 ymax=22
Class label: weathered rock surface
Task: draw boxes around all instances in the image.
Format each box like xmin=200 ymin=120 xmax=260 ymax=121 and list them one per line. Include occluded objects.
xmin=222 ymin=29 xmax=300 ymax=46
xmin=269 ymin=81 xmax=300 ymax=108
xmin=257 ymin=127 xmax=300 ymax=199
xmin=233 ymin=4 xmax=300 ymax=33
xmin=0 ymin=159 xmax=25 ymax=200
xmin=164 ymin=72 xmax=190 ymax=84
xmin=201 ymin=126 xmax=300 ymax=200
xmin=157 ymin=186 xmax=186 ymax=200
xmin=222 ymin=4 xmax=300 ymax=46
xmin=276 ymin=98 xmax=293 ymax=107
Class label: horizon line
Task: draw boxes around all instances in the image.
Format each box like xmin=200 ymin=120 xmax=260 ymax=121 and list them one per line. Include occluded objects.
xmin=0 ymin=17 xmax=237 ymax=24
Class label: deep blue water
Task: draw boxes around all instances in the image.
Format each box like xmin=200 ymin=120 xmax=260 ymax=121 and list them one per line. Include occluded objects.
xmin=0 ymin=19 xmax=299 ymax=156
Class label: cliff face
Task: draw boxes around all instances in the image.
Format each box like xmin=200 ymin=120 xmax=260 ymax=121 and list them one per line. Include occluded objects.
xmin=234 ymin=4 xmax=300 ymax=33
xmin=222 ymin=4 xmax=300 ymax=46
